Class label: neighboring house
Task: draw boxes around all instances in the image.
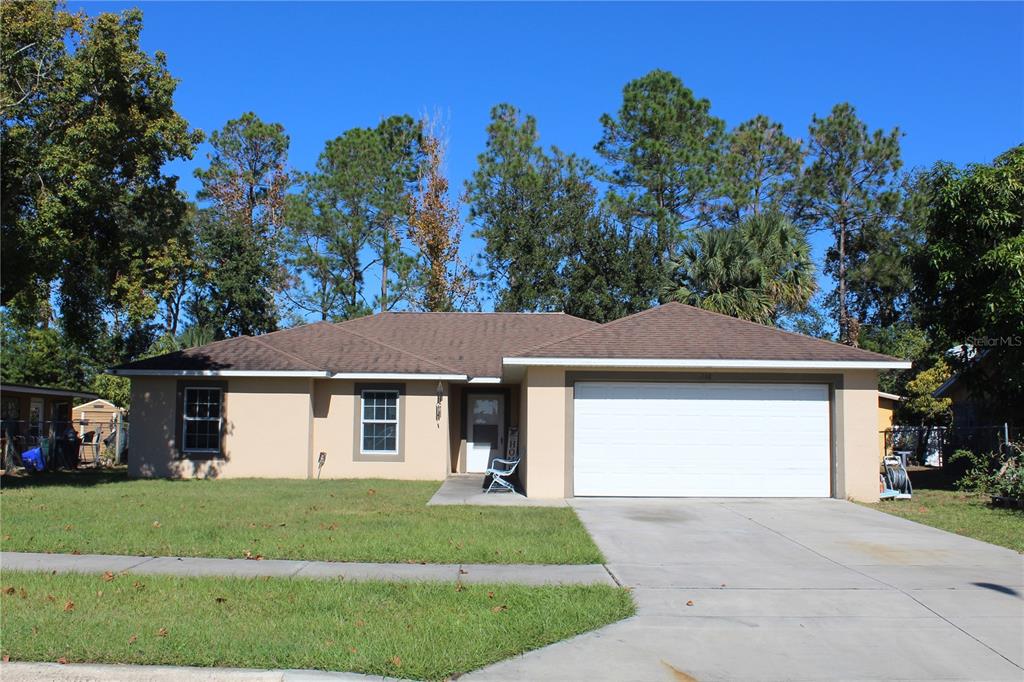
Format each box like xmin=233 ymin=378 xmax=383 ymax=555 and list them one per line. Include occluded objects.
xmin=1 ymin=384 xmax=99 ymax=445
xmin=932 ymin=352 xmax=1004 ymax=430
xmin=878 ymin=391 xmax=902 ymax=461
xmin=111 ymin=303 xmax=909 ymax=501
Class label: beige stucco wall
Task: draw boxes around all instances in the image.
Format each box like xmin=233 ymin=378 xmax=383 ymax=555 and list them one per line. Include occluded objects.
xmin=521 ymin=367 xmax=570 ymax=498
xmin=129 ymin=376 xmax=313 ymax=478
xmin=519 ymin=367 xmax=883 ymax=502
xmin=311 ymin=379 xmax=449 ymax=480
xmin=835 ymin=370 xmax=882 ymax=503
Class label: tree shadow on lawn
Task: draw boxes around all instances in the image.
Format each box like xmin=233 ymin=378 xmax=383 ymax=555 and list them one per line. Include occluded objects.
xmin=906 ymin=465 xmax=961 ymax=491
xmin=1 ymin=467 xmax=129 ymax=489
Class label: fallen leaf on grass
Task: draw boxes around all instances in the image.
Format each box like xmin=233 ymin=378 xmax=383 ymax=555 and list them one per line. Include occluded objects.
xmin=128 ymin=635 xmax=137 ymax=645
xmin=70 ymin=550 xmax=81 ymax=555
xmin=366 ymin=488 xmax=376 ymax=496
xmin=64 ymin=524 xmax=74 ymax=531
xmin=152 ymin=521 xmax=161 ymax=528
xmin=96 ymin=591 xmax=103 ymax=598
xmin=156 ymin=628 xmax=168 ymax=638
xmin=454 ymin=582 xmax=464 ymax=592
xmin=348 ymin=646 xmax=358 ymax=654
xmin=2 ymin=586 xmax=14 ymax=595
xmin=102 ymin=572 xmax=115 ymax=582
xmin=57 ymin=657 xmax=68 ymax=665
xmin=487 ymin=591 xmax=494 ymax=599
xmin=391 ymin=656 xmax=402 ymax=667
xmin=243 ymin=550 xmax=263 ymax=561
xmin=132 ymin=581 xmax=145 ymax=591
xmin=63 ymin=600 xmax=74 ymax=612
xmin=18 ymin=588 xmax=27 ymax=599
xmin=354 ymin=619 xmax=365 ymax=628
xmin=45 ymin=594 xmax=56 ymax=602
xmin=491 ymin=604 xmax=508 ymax=613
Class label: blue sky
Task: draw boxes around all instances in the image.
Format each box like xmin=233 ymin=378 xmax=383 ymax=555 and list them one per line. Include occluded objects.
xmin=77 ymin=1 xmax=1024 ymax=318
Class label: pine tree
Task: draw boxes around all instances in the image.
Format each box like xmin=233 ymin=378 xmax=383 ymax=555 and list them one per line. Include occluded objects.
xmin=406 ymin=118 xmax=476 ymax=311
xmin=800 ymin=103 xmax=902 ymax=345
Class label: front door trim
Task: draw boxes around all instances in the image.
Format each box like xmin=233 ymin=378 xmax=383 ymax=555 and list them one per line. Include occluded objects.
xmin=466 ymin=392 xmax=505 ymax=473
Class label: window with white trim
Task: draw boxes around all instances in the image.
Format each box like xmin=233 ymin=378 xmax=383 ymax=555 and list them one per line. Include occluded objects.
xmin=182 ymin=387 xmax=222 ymax=454
xmin=360 ymin=390 xmax=398 ymax=454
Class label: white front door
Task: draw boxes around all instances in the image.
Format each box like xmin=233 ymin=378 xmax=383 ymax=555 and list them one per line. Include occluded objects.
xmin=467 ymin=394 xmax=504 ymax=472
xmin=573 ymin=382 xmax=831 ymax=497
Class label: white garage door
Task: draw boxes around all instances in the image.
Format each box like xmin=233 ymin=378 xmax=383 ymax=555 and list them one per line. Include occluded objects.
xmin=573 ymin=382 xmax=831 ymax=497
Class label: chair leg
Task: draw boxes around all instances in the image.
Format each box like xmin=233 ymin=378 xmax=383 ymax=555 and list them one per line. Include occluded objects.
xmin=490 ymin=475 xmax=514 ymax=493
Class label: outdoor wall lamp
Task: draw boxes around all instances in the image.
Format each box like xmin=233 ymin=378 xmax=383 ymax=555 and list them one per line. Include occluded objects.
xmin=435 ymin=381 xmax=444 ymax=422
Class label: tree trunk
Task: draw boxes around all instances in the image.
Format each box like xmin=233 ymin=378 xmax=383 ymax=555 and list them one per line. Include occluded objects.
xmin=838 ymin=220 xmax=850 ymax=345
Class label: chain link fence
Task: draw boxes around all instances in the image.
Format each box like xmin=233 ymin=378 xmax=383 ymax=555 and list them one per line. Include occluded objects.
xmin=1 ymin=418 xmax=129 ymax=471
xmin=880 ymin=423 xmax=1020 ymax=468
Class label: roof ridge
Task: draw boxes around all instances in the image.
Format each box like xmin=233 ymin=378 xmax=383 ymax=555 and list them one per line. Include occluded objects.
xmin=247 ymin=335 xmax=325 ymax=372
xmin=333 ymin=325 xmax=466 ymax=376
xmin=512 ymin=305 xmax=666 ymax=357
xmin=666 ymin=302 xmax=902 ymax=361
xmin=516 ymin=302 xmax=901 ymax=362
xmin=508 ymin=319 xmax=605 ymax=356
xmin=364 ymin=310 xmax=576 ymax=316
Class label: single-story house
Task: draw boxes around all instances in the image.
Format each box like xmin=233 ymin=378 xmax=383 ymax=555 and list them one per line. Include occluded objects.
xmin=111 ymin=303 xmax=910 ymax=502
xmin=1 ymin=383 xmax=99 ymax=443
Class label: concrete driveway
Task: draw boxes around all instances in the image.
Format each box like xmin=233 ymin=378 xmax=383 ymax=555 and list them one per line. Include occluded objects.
xmin=468 ymin=498 xmax=1024 ymax=681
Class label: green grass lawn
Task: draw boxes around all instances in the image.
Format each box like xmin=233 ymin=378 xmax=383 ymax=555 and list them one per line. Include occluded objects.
xmin=0 ymin=570 xmax=633 ymax=680
xmin=870 ymin=488 xmax=1024 ymax=553
xmin=0 ymin=471 xmax=602 ymax=564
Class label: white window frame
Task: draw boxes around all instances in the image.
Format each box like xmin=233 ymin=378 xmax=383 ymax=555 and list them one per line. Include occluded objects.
xmin=182 ymin=387 xmax=223 ymax=455
xmin=360 ymin=389 xmax=399 ymax=455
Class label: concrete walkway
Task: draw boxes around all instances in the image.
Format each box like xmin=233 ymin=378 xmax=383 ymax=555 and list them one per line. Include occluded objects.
xmin=427 ymin=474 xmax=567 ymax=506
xmin=466 ymin=498 xmax=1024 ymax=681
xmin=0 ymin=551 xmax=613 ymax=586
xmin=0 ymin=662 xmax=396 ymax=681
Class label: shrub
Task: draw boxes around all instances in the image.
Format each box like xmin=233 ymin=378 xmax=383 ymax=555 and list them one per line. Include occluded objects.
xmin=950 ymin=449 xmax=999 ymax=494
xmin=951 ymin=442 xmax=1024 ymax=500
xmin=994 ymin=458 xmax=1024 ymax=500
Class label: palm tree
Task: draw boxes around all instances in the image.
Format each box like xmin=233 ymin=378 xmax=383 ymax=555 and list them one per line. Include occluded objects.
xmin=663 ymin=212 xmax=816 ymax=325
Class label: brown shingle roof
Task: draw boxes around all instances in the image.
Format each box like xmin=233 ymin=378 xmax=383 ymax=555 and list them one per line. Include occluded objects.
xmin=334 ymin=312 xmax=600 ymax=377
xmin=512 ymin=302 xmax=902 ymax=363
xmin=115 ymin=313 xmax=599 ymax=376
xmin=114 ymin=334 xmax=325 ymax=373
xmin=116 ymin=304 xmax=903 ymax=375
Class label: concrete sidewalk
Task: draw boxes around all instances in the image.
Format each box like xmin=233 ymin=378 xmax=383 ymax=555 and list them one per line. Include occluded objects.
xmin=0 ymin=662 xmax=396 ymax=681
xmin=0 ymin=551 xmax=614 ymax=586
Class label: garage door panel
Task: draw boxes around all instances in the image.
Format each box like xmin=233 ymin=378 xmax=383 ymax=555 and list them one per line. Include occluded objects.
xmin=573 ymin=382 xmax=830 ymax=497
